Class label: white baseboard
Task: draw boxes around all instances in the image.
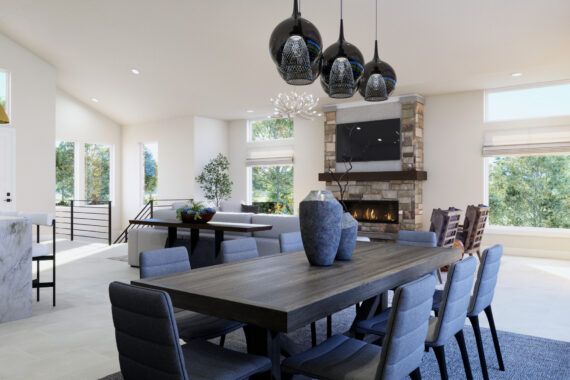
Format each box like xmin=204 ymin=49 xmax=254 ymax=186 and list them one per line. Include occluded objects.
xmin=498 ymin=247 xmax=570 ymax=261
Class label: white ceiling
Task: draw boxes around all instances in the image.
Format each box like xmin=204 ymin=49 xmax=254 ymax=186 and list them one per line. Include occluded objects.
xmin=0 ymin=0 xmax=569 ymax=125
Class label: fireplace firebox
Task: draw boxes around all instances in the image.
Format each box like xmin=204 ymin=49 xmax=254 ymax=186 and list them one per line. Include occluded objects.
xmin=342 ymin=200 xmax=399 ymax=224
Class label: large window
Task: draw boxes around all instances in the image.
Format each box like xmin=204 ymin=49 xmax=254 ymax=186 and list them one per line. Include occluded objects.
xmin=55 ymin=141 xmax=75 ymax=205
xmin=85 ymin=143 xmax=111 ymax=202
xmin=249 ymin=118 xmax=294 ymax=142
xmin=0 ymin=71 xmax=7 ymax=111
xmin=488 ymin=155 xmax=570 ymax=228
xmin=486 ymin=82 xmax=570 ymax=122
xmin=142 ymin=142 xmax=158 ymax=203
xmin=251 ymin=165 xmax=294 ymax=214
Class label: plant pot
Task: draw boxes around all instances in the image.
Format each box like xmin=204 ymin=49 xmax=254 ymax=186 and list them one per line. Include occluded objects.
xmin=181 ymin=211 xmax=216 ymax=224
xmin=299 ymin=190 xmax=342 ymax=266
xmin=336 ymin=212 xmax=358 ymax=261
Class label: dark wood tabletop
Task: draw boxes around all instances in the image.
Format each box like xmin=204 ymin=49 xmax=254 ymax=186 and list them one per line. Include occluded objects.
xmin=132 ymin=241 xmax=461 ymax=333
xmin=129 ymin=218 xmax=273 ymax=233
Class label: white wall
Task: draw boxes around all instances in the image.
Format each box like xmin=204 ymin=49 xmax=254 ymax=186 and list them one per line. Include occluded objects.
xmin=423 ymin=90 xmax=570 ymax=259
xmin=227 ymin=117 xmax=325 ymax=213
xmin=122 ymin=116 xmax=194 ymax=227
xmin=56 ymin=90 xmax=123 ymax=229
xmin=193 ymin=116 xmax=229 ymax=202
xmin=0 ymin=33 xmax=56 ymax=214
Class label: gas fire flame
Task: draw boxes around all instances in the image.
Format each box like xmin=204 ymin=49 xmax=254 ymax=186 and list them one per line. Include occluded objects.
xmin=352 ymin=208 xmax=395 ymax=222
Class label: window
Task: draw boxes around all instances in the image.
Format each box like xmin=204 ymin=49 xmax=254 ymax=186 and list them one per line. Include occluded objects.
xmin=487 ymin=155 xmax=570 ymax=228
xmin=251 ymin=165 xmax=294 ymax=214
xmin=249 ymin=118 xmax=294 ymax=142
xmin=55 ymin=141 xmax=75 ymax=205
xmin=85 ymin=143 xmax=111 ymax=202
xmin=485 ymin=82 xmax=570 ymax=122
xmin=0 ymin=70 xmax=9 ymax=122
xmin=142 ymin=142 xmax=158 ymax=203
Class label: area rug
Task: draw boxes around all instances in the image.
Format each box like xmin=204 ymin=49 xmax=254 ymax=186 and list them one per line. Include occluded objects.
xmin=100 ymin=307 xmax=570 ymax=380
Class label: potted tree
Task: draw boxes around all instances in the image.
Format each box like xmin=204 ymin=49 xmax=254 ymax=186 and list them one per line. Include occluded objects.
xmin=196 ymin=153 xmax=233 ymax=208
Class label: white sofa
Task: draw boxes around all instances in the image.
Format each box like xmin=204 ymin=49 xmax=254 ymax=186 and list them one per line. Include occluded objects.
xmin=127 ymin=208 xmax=300 ymax=266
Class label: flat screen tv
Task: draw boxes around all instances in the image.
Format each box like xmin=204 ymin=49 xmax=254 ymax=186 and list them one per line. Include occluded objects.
xmin=336 ymin=118 xmax=401 ymax=162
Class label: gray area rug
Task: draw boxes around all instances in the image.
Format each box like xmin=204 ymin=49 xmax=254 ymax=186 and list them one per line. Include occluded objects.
xmin=100 ymin=307 xmax=570 ymax=379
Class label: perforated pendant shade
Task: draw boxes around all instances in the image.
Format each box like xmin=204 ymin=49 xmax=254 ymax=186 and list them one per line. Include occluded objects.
xmin=359 ymin=40 xmax=396 ymax=101
xmin=269 ymin=0 xmax=323 ymax=85
xmin=320 ymin=20 xmax=365 ymax=99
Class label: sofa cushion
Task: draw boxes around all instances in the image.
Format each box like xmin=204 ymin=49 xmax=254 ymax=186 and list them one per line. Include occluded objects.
xmin=153 ymin=209 xmax=177 ymax=220
xmin=212 ymin=212 xmax=254 ymax=237
xmin=254 ymin=237 xmax=281 ymax=256
xmin=219 ymin=200 xmax=242 ymax=213
xmin=251 ymin=214 xmax=300 ymax=239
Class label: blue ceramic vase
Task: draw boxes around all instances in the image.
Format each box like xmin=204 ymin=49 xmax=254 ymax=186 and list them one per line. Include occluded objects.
xmin=336 ymin=212 xmax=358 ymax=260
xmin=299 ymin=190 xmax=343 ymax=266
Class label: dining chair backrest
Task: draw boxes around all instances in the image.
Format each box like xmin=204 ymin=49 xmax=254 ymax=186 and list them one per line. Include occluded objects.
xmin=109 ymin=282 xmax=189 ymax=380
xmin=430 ymin=256 xmax=477 ymax=346
xmin=396 ymin=230 xmax=437 ymax=247
xmin=220 ymin=238 xmax=259 ymax=263
xmin=279 ymin=231 xmax=303 ymax=253
xmin=376 ymin=273 xmax=436 ymax=380
xmin=139 ymin=247 xmax=190 ymax=279
xmin=468 ymin=244 xmax=503 ymax=317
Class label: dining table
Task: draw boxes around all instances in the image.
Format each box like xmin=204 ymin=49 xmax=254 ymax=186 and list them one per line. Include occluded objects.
xmin=129 ymin=218 xmax=272 ymax=258
xmin=132 ymin=241 xmax=462 ymax=379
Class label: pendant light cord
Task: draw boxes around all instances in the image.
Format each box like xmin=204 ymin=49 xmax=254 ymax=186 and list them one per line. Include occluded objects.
xmin=340 ymin=0 xmax=343 ymax=19
xmin=375 ymin=0 xmax=378 ymax=40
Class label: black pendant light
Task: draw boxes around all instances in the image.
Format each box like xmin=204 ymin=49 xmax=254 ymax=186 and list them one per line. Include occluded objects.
xmin=269 ymin=0 xmax=323 ymax=85
xmin=320 ymin=0 xmax=365 ymax=99
xmin=359 ymin=0 xmax=397 ymax=100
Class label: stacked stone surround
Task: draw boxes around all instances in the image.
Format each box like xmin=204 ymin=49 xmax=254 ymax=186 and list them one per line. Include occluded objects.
xmin=323 ymin=98 xmax=425 ymax=234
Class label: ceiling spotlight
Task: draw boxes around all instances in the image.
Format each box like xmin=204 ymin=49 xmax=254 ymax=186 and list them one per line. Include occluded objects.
xmin=247 ymin=110 xmax=254 ymax=113
xmin=377 ymin=138 xmax=382 ymax=142
xmin=131 ymin=68 xmax=140 ymax=75
xmin=356 ymin=127 xmax=361 ymax=130
xmin=511 ymin=72 xmax=522 ymax=77
xmin=91 ymin=98 xmax=99 ymax=103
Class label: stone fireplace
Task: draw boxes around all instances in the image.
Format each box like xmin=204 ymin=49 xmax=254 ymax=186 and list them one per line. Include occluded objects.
xmin=319 ymin=95 xmax=426 ymax=238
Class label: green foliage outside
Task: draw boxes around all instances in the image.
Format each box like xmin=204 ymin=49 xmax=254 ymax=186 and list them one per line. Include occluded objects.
xmin=85 ymin=144 xmax=111 ymax=203
xmin=0 ymin=72 xmax=6 ymax=110
xmin=56 ymin=142 xmax=75 ymax=205
xmin=488 ymin=155 xmax=570 ymax=228
xmin=251 ymin=118 xmax=294 ymax=141
xmin=252 ymin=165 xmax=294 ymax=214
xmin=196 ymin=153 xmax=233 ymax=207
xmin=144 ymin=145 xmax=158 ymax=202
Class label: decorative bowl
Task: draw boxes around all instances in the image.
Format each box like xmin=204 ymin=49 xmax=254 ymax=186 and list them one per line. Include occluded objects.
xmin=180 ymin=209 xmax=216 ymax=224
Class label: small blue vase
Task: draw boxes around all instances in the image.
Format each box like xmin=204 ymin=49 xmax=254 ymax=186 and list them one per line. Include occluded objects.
xmin=299 ymin=190 xmax=343 ymax=266
xmin=336 ymin=212 xmax=358 ymax=260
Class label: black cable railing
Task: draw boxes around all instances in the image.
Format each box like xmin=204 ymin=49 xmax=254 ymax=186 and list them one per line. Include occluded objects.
xmin=55 ymin=200 xmax=112 ymax=245
xmin=113 ymin=198 xmax=191 ymax=244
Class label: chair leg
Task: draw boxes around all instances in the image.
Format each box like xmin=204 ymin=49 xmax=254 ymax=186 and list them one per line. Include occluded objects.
xmin=433 ymin=345 xmax=448 ymax=380
xmin=469 ymin=315 xmax=489 ymax=380
xmin=437 ymin=269 xmax=443 ymax=284
xmin=310 ymin=321 xmax=317 ymax=347
xmin=281 ymin=371 xmax=294 ymax=380
xmin=455 ymin=330 xmax=473 ymax=380
xmin=484 ymin=305 xmax=505 ymax=371
xmin=219 ymin=334 xmax=226 ymax=347
xmin=409 ymin=367 xmax=422 ymax=380
xmin=36 ymin=260 xmax=40 ymax=302
xmin=327 ymin=315 xmax=332 ymax=338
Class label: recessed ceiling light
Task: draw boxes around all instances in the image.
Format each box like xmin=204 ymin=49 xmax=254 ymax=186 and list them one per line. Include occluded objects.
xmin=511 ymin=72 xmax=522 ymax=77
xmin=131 ymin=68 xmax=140 ymax=75
xmin=247 ymin=110 xmax=254 ymax=113
xmin=356 ymin=127 xmax=361 ymax=130
xmin=377 ymin=138 xmax=383 ymax=142
xmin=91 ymin=98 xmax=99 ymax=103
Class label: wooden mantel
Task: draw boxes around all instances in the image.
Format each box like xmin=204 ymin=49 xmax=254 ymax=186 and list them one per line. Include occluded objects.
xmin=318 ymin=170 xmax=427 ymax=182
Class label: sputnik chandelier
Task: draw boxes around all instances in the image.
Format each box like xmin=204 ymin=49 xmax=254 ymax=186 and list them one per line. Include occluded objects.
xmin=270 ymin=91 xmax=322 ymax=120
xmin=269 ymin=0 xmax=397 ymax=102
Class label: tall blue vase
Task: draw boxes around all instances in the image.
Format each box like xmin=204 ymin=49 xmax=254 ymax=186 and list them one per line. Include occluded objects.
xmin=336 ymin=212 xmax=358 ymax=260
xmin=299 ymin=190 xmax=343 ymax=266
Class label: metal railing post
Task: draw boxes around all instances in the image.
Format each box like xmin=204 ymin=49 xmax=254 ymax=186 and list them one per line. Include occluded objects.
xmin=150 ymin=200 xmax=154 ymax=218
xmin=108 ymin=200 xmax=112 ymax=245
xmin=70 ymin=200 xmax=74 ymax=241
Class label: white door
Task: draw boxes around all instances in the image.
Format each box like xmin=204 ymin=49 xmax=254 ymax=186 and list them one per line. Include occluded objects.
xmin=0 ymin=127 xmax=15 ymax=211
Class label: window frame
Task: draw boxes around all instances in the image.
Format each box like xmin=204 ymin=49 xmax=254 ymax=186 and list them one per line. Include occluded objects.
xmin=247 ymin=118 xmax=295 ymax=144
xmin=0 ymin=69 xmax=11 ymax=126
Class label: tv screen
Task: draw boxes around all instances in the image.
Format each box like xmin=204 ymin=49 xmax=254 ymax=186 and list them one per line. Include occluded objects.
xmin=336 ymin=118 xmax=401 ymax=162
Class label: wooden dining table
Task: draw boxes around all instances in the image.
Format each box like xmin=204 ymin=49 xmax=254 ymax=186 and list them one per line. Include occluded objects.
xmin=132 ymin=241 xmax=461 ymax=379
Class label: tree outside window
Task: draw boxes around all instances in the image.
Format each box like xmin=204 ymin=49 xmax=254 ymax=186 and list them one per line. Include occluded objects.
xmin=488 ymin=155 xmax=569 ymax=228
xmin=55 ymin=141 xmax=75 ymax=205
xmin=252 ymin=165 xmax=294 ymax=214
xmin=85 ymin=143 xmax=111 ymax=203
xmin=143 ymin=143 xmax=158 ymax=203
xmin=250 ymin=118 xmax=294 ymax=142
xmin=0 ymin=71 xmax=7 ymax=110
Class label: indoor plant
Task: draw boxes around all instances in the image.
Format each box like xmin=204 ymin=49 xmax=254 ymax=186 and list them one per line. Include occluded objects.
xmin=196 ymin=153 xmax=233 ymax=208
xmin=176 ymin=200 xmax=216 ymax=223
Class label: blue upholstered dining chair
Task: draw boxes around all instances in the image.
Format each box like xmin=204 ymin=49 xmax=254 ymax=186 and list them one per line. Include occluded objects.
xmin=432 ymin=244 xmax=504 ymax=380
xmin=357 ymin=257 xmax=478 ymax=380
xmin=219 ymin=237 xmax=259 ymax=263
xmin=281 ymin=274 xmax=436 ymax=380
xmin=139 ymin=247 xmax=244 ymax=346
xmin=279 ymin=231 xmax=303 ymax=253
xmin=396 ymin=230 xmax=437 ymax=247
xmin=109 ymin=282 xmax=271 ymax=380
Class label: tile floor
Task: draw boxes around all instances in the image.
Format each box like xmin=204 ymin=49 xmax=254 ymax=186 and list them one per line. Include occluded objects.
xmin=0 ymin=240 xmax=569 ymax=379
